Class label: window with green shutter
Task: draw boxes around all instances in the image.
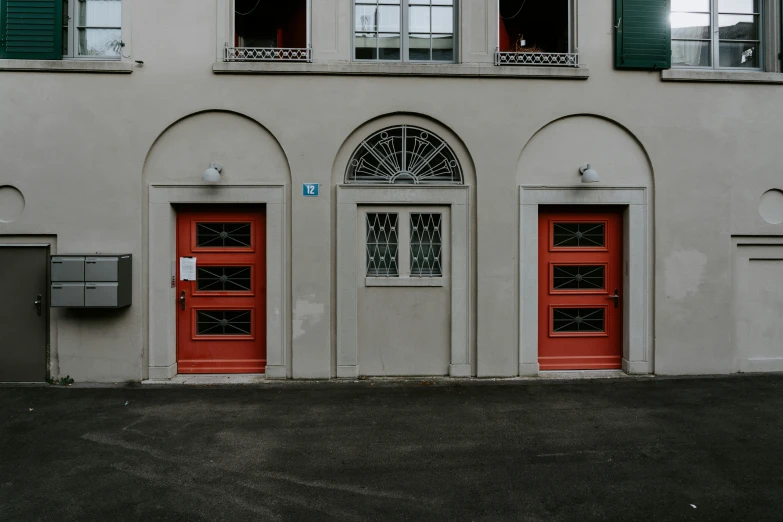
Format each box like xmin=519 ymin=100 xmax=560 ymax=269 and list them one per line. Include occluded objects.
xmin=615 ymin=0 xmax=672 ymax=69
xmin=0 ymin=0 xmax=63 ymax=60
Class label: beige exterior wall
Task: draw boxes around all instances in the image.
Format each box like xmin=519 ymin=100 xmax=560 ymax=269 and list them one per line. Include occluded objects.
xmin=1 ymin=0 xmax=782 ymax=381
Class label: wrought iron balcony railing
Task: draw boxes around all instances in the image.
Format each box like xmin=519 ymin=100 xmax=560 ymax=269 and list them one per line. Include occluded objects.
xmin=495 ymin=50 xmax=579 ymax=67
xmin=224 ymin=46 xmax=312 ymax=62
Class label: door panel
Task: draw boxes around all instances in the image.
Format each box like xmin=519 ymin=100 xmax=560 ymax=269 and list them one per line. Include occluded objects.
xmin=539 ymin=208 xmax=623 ymax=370
xmin=0 ymin=247 xmax=48 ymax=382
xmin=176 ymin=209 xmax=266 ymax=374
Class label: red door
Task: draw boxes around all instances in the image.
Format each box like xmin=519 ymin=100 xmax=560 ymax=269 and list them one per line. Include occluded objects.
xmin=176 ymin=208 xmax=266 ymax=374
xmin=538 ymin=207 xmax=623 ymax=370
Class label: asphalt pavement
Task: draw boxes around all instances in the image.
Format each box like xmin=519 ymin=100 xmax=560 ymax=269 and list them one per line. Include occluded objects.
xmin=2 ymin=375 xmax=783 ymax=521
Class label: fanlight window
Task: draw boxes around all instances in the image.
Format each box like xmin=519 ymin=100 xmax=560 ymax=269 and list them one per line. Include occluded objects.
xmin=346 ymin=125 xmax=463 ymax=185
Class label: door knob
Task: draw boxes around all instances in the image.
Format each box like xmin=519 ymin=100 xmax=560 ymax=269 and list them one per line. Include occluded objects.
xmin=179 ymin=290 xmax=186 ymax=311
xmin=34 ymin=294 xmax=42 ymax=316
xmin=608 ymin=289 xmax=620 ymax=308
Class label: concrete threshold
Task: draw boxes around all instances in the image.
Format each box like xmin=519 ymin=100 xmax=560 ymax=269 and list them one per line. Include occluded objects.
xmin=139 ymin=371 xmax=652 ymax=387
xmin=142 ymin=374 xmax=267 ymax=386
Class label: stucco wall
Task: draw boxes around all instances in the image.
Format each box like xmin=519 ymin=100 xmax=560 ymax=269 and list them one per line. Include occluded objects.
xmin=1 ymin=0 xmax=782 ymax=380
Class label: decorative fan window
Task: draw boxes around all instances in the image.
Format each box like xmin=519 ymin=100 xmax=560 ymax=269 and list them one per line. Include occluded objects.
xmin=346 ymin=125 xmax=463 ymax=185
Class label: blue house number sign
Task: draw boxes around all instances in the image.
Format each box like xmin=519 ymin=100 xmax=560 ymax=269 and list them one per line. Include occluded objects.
xmin=302 ymin=183 xmax=319 ymax=197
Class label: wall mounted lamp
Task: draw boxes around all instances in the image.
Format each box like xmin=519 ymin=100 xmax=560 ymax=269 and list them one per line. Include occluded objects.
xmin=203 ymin=162 xmax=222 ymax=183
xmin=579 ymin=164 xmax=600 ymax=184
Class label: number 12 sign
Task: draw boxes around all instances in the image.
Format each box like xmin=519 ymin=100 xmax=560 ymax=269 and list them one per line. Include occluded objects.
xmin=302 ymin=183 xmax=319 ymax=197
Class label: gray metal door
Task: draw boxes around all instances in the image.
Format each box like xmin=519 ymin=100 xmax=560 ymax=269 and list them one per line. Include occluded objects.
xmin=0 ymin=247 xmax=48 ymax=382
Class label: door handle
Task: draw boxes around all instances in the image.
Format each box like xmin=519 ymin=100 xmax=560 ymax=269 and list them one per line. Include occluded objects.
xmin=609 ymin=289 xmax=620 ymax=308
xmin=180 ymin=290 xmax=186 ymax=311
xmin=34 ymin=294 xmax=42 ymax=316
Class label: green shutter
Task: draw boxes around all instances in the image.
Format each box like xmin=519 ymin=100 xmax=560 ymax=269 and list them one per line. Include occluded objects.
xmin=0 ymin=0 xmax=63 ymax=60
xmin=615 ymin=0 xmax=671 ymax=70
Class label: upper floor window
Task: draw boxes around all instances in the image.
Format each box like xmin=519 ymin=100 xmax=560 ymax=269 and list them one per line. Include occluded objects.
xmin=0 ymin=0 xmax=120 ymax=60
xmin=496 ymin=0 xmax=578 ymax=67
xmin=671 ymin=0 xmax=761 ymax=69
xmin=63 ymin=0 xmax=122 ymax=58
xmin=226 ymin=0 xmax=310 ymax=61
xmin=354 ymin=0 xmax=455 ymax=62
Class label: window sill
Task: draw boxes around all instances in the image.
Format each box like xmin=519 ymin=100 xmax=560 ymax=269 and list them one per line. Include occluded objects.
xmin=365 ymin=277 xmax=445 ymax=287
xmin=0 ymin=59 xmax=134 ymax=74
xmin=661 ymin=69 xmax=783 ymax=84
xmin=213 ymin=61 xmax=589 ymax=80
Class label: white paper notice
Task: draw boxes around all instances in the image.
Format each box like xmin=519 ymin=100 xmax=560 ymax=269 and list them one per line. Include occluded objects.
xmin=180 ymin=257 xmax=197 ymax=281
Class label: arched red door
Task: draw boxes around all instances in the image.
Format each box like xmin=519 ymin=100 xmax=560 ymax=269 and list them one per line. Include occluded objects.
xmin=176 ymin=208 xmax=266 ymax=373
xmin=538 ymin=207 xmax=623 ymax=370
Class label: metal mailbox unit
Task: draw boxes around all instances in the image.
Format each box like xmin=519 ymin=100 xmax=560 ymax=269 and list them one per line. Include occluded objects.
xmin=50 ymin=255 xmax=132 ymax=308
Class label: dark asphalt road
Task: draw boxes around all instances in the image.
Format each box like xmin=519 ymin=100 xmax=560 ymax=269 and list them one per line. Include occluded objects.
xmin=1 ymin=375 xmax=783 ymax=521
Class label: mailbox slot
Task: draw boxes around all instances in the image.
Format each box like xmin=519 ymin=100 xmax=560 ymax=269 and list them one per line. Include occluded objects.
xmin=51 ymin=257 xmax=85 ymax=282
xmin=85 ymin=257 xmax=119 ymax=281
xmin=85 ymin=283 xmax=119 ymax=307
xmin=51 ymin=283 xmax=85 ymax=307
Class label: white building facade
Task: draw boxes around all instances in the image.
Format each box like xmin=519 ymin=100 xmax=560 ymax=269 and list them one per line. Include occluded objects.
xmin=1 ymin=0 xmax=782 ymax=382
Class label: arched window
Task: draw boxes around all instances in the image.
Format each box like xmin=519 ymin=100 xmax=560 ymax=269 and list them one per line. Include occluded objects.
xmin=346 ymin=125 xmax=463 ymax=185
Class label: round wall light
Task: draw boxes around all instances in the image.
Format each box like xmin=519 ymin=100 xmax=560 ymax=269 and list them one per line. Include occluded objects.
xmin=203 ymin=162 xmax=223 ymax=183
xmin=579 ymin=164 xmax=600 ymax=184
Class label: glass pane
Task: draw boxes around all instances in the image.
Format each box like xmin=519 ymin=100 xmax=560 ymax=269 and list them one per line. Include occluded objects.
xmin=196 ymin=310 xmax=252 ymax=336
xmin=196 ymin=266 xmax=252 ymax=292
xmin=366 ymin=213 xmax=399 ymax=277
xmin=432 ymin=0 xmax=453 ymax=4
xmin=552 ymin=223 xmax=605 ymax=248
xmin=431 ymin=34 xmax=453 ymax=61
xmin=77 ymin=0 xmax=121 ymax=27
xmin=719 ymin=0 xmax=758 ymax=13
xmin=409 ymin=0 xmax=429 ymax=4
xmin=410 ymin=213 xmax=442 ymax=277
xmin=671 ymin=12 xmax=710 ymax=39
xmin=196 ymin=223 xmax=252 ymax=248
xmin=377 ymin=5 xmax=401 ymax=32
xmin=408 ymin=33 xmax=430 ymax=60
xmin=718 ymin=14 xmax=757 ymax=40
xmin=672 ymin=0 xmax=710 ymax=11
xmin=78 ymin=29 xmax=122 ymax=56
xmin=553 ymin=266 xmax=605 ymax=290
xmin=553 ymin=308 xmax=605 ymax=333
xmin=355 ymin=33 xmax=378 ymax=59
xmin=378 ymin=33 xmax=401 ymax=59
xmin=409 ymin=5 xmax=430 ymax=33
xmin=672 ymin=40 xmax=711 ymax=66
xmin=719 ymin=41 xmax=758 ymax=67
xmin=431 ymin=6 xmax=453 ymax=33
xmin=355 ymin=5 xmax=377 ymax=32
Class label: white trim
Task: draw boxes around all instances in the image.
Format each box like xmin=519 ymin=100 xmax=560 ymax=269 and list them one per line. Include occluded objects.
xmin=519 ymin=186 xmax=652 ymax=376
xmin=337 ymin=186 xmax=470 ymax=378
xmin=147 ymin=184 xmax=288 ymax=380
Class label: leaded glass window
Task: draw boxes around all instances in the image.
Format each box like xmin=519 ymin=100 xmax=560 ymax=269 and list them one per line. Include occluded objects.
xmin=366 ymin=213 xmax=399 ymax=276
xmin=196 ymin=310 xmax=252 ymax=336
xmin=197 ymin=266 xmax=252 ymax=292
xmin=553 ymin=308 xmax=605 ymax=333
xmin=553 ymin=265 xmax=605 ymax=290
xmin=346 ymin=126 xmax=463 ymax=185
xmin=196 ymin=223 xmax=252 ymax=248
xmin=552 ymin=222 xmax=605 ymax=248
xmin=410 ymin=213 xmax=442 ymax=276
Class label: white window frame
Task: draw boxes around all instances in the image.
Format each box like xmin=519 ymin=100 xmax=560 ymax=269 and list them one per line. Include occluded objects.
xmin=672 ymin=0 xmax=764 ymax=71
xmin=63 ymin=0 xmax=123 ymax=60
xmin=361 ymin=206 xmax=450 ymax=287
xmin=352 ymin=0 xmax=458 ymax=63
xmin=496 ymin=0 xmax=578 ymax=54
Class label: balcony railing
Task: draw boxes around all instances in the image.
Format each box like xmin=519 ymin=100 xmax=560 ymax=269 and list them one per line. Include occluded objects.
xmin=224 ymin=46 xmax=312 ymax=62
xmin=495 ymin=50 xmax=579 ymax=67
